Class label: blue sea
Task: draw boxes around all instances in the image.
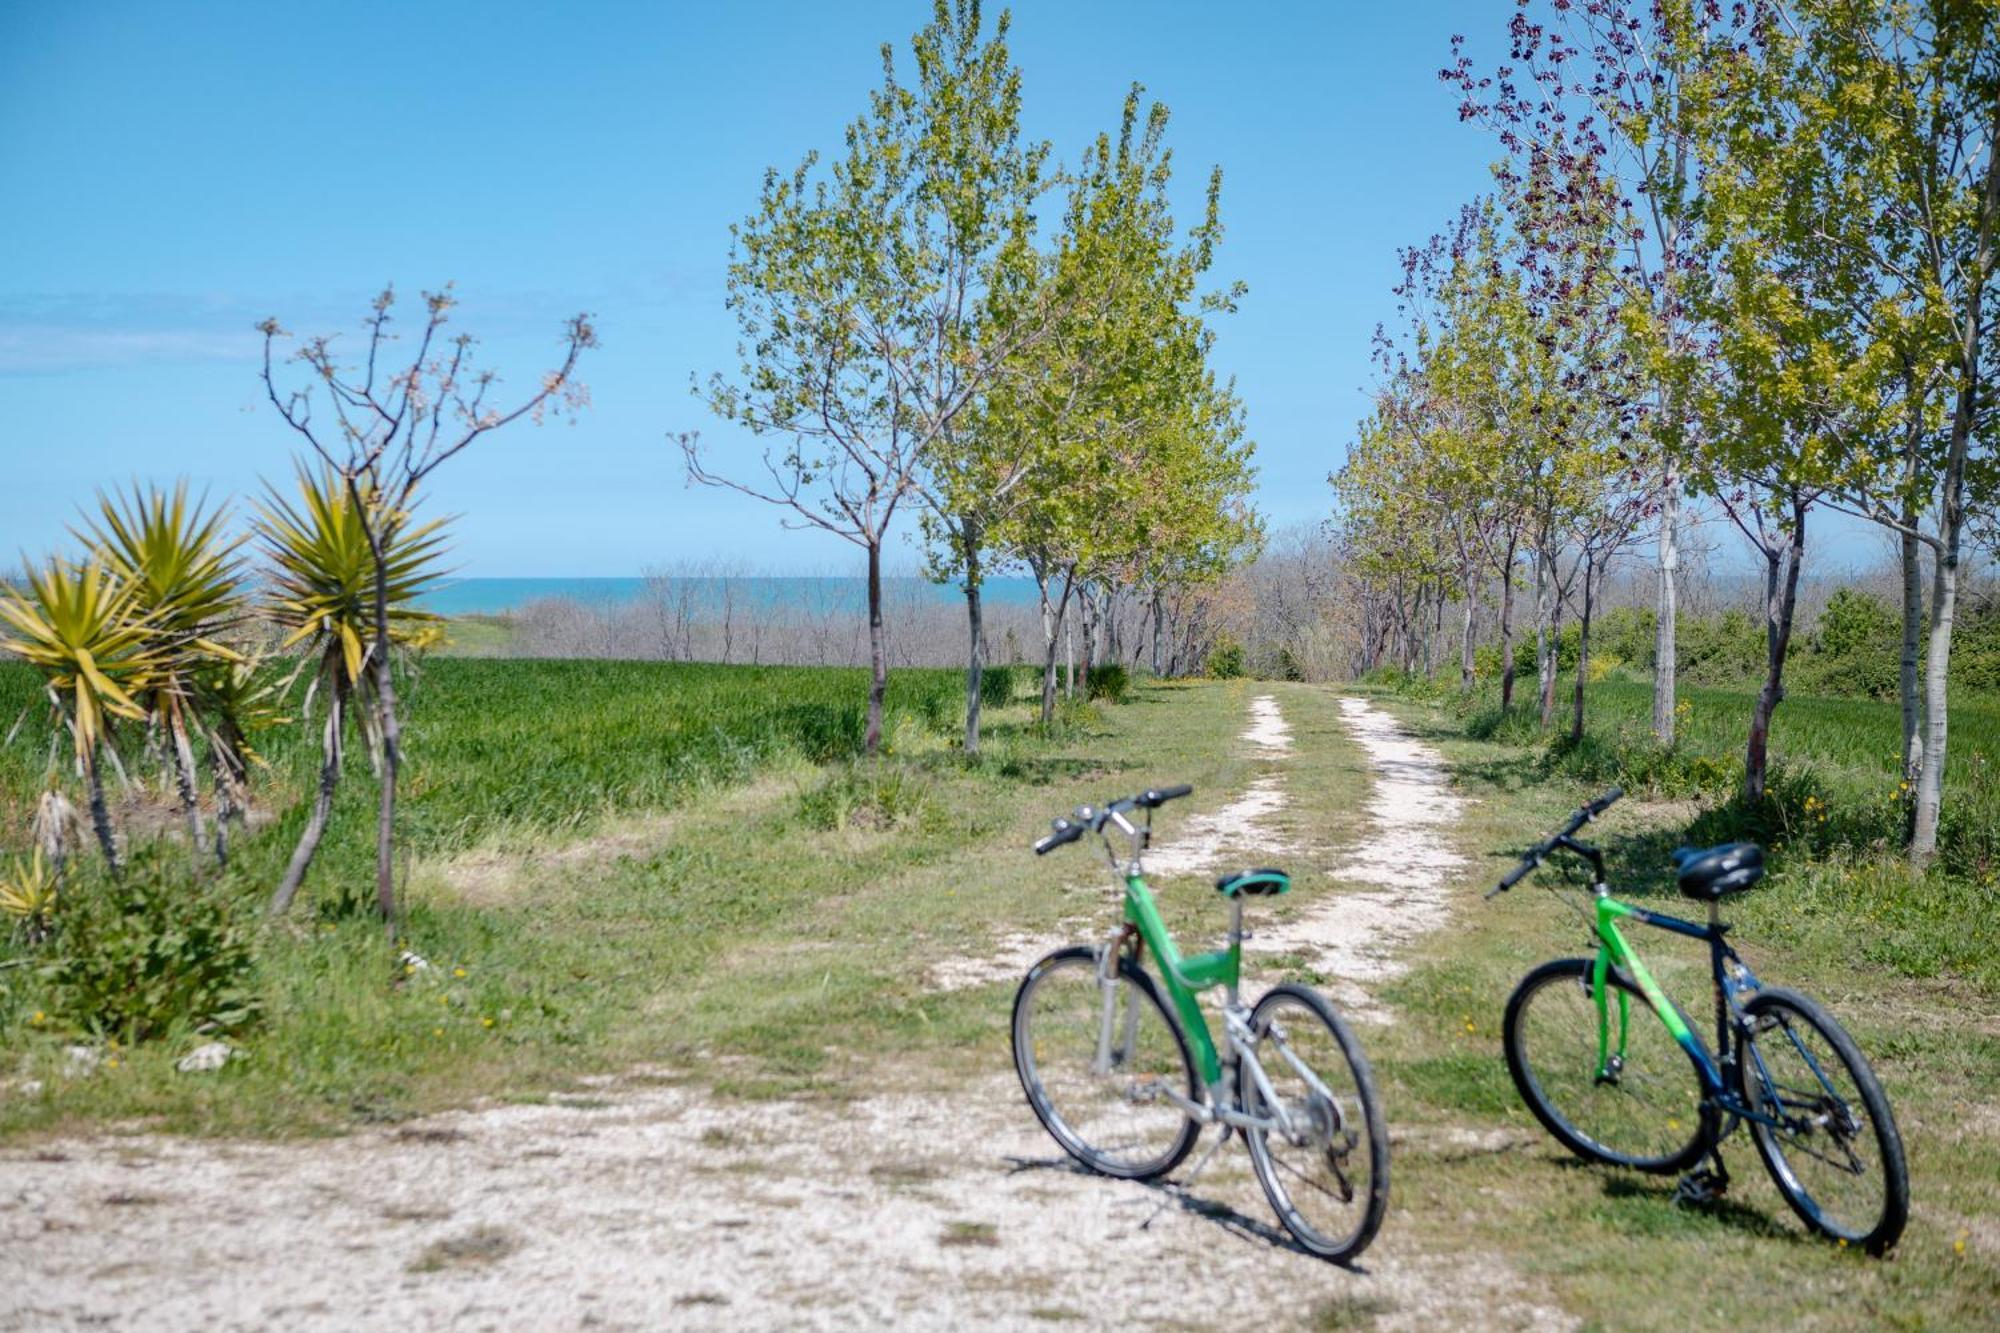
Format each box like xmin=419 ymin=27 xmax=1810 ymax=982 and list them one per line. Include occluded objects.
xmin=420 ymin=575 xmax=1044 ymax=617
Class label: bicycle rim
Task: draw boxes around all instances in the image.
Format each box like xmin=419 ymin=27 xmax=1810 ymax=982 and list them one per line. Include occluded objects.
xmin=1243 ymin=984 xmax=1388 ymax=1262
xmin=1012 ymin=947 xmax=1199 ymax=1180
xmin=1505 ymin=959 xmax=1710 ymax=1173
xmin=1739 ymin=988 xmax=1907 ymax=1253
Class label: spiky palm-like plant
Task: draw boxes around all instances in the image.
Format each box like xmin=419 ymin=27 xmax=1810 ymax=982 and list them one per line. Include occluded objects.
xmin=80 ymin=481 xmax=246 ymax=858
xmin=0 ymin=849 xmax=60 ymax=945
xmin=191 ymin=654 xmax=287 ymax=870
xmin=0 ymin=558 xmax=167 ymax=872
xmin=256 ymin=464 xmax=446 ymax=914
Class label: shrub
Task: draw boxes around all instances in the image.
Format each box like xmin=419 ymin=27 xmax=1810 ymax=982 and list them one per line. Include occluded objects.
xmin=42 ymin=847 xmax=261 ymax=1043
xmin=1206 ymin=637 xmax=1246 ymax=680
xmin=979 ymin=664 xmax=1019 ymax=709
xmin=1086 ymin=663 xmax=1130 ymax=703
xmin=794 ymin=762 xmax=939 ymax=832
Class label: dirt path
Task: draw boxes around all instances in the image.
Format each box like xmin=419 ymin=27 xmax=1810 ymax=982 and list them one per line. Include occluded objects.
xmin=1 ymin=693 xmax=1548 ymax=1331
xmin=2 ymin=1067 xmax=1559 ymax=1332
xmin=1252 ymin=696 xmax=1465 ymax=1018
xmin=927 ymin=694 xmax=1298 ymax=994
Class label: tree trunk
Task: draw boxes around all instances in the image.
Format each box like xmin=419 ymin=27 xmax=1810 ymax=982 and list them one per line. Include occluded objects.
xmin=1150 ymin=585 xmax=1165 ymax=677
xmin=1078 ymin=584 xmax=1096 ymax=699
xmin=961 ymin=522 xmax=985 ymax=757
xmin=1912 ymin=98 xmax=1999 ymax=863
xmin=1036 ymin=562 xmax=1075 ymax=726
xmin=1498 ymin=533 xmax=1518 ymax=711
xmin=1899 ymin=491 xmax=1925 ymax=783
xmin=85 ymin=753 xmax=120 ymax=875
xmin=167 ymin=705 xmax=207 ymax=863
xmin=369 ymin=525 xmax=403 ymax=937
xmin=1652 ymin=457 xmax=1680 ymax=743
xmin=1570 ymin=555 xmax=1595 ymax=744
xmin=1459 ymin=575 xmax=1478 ymax=691
xmin=1895 ymin=367 xmax=1926 ymax=780
xmin=1744 ymin=496 xmax=1807 ymax=806
xmin=865 ymin=538 xmax=888 ymax=755
xmin=270 ymin=694 xmax=342 ymax=915
xmin=1535 ymin=546 xmax=1556 ymax=730
xmin=211 ymin=748 xmax=242 ymax=871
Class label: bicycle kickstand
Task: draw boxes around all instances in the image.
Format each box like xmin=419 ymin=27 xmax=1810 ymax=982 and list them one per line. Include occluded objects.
xmin=1140 ymin=1124 xmax=1234 ymax=1232
xmin=1673 ymin=1147 xmax=1731 ymax=1207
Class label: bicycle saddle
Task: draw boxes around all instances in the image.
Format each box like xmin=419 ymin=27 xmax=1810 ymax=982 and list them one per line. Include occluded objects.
xmin=1216 ymin=867 xmax=1290 ymax=897
xmin=1669 ymin=842 xmax=1764 ymax=900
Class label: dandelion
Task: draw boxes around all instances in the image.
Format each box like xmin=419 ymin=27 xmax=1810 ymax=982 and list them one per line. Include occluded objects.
xmin=453 ymin=967 xmax=467 ymax=978
xmin=481 ymin=1017 xmax=494 ymax=1029
xmin=432 ymin=1027 xmax=444 ymax=1037
xmin=29 ymin=1010 xmax=44 ymax=1025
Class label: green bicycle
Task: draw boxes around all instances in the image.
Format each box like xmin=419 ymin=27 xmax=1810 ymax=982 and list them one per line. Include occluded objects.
xmin=1011 ymin=784 xmax=1389 ymax=1263
xmin=1489 ymin=788 xmax=1909 ymax=1254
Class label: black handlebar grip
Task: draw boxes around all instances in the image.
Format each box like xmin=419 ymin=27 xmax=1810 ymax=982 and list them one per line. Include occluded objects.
xmin=1148 ymin=784 xmax=1193 ymax=805
xmin=1034 ymin=818 xmax=1080 ymax=855
xmin=1587 ymin=786 xmax=1625 ymax=816
xmin=1497 ymin=855 xmax=1537 ymax=892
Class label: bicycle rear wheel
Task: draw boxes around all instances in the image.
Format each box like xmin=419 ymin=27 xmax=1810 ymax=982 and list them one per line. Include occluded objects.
xmin=1242 ymin=984 xmax=1389 ymax=1263
xmin=1011 ymin=946 xmax=1200 ymax=1180
xmin=1738 ymin=988 xmax=1908 ymax=1254
xmin=1504 ymin=958 xmax=1713 ymax=1173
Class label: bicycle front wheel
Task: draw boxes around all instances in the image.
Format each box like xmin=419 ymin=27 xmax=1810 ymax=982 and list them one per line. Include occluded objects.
xmin=1738 ymin=987 xmax=1908 ymax=1254
xmin=1504 ymin=958 xmax=1713 ymax=1173
xmin=1011 ymin=946 xmax=1200 ymax=1180
xmin=1242 ymin=984 xmax=1389 ymax=1263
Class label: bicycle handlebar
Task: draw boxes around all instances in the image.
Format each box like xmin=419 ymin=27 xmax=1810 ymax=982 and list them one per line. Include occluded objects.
xmin=1031 ymin=784 xmax=1193 ymax=855
xmin=1485 ymin=786 xmax=1623 ymax=898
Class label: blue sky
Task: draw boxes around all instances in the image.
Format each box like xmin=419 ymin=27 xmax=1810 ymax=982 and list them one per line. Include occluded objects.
xmin=2 ymin=1 xmax=1517 ymax=576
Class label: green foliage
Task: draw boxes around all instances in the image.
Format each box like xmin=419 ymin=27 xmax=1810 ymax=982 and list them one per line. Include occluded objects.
xmin=41 ymin=847 xmax=260 ymax=1043
xmin=0 ymin=556 xmax=166 ymax=766
xmin=794 ymin=762 xmax=940 ymax=833
xmin=1205 ymin=637 xmax=1245 ymax=680
xmin=979 ymin=664 xmax=1020 ymax=709
xmin=0 ymin=850 xmax=58 ymax=944
xmin=1084 ymin=663 xmax=1129 ymax=703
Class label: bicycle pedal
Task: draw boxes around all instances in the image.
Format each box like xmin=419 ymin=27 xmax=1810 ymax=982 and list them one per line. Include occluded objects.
xmin=1673 ymin=1168 xmax=1729 ymax=1207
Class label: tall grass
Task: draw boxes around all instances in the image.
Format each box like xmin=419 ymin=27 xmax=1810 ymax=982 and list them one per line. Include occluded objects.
xmin=1383 ymin=670 xmax=2000 ymax=986
xmin=0 ymin=658 xmax=971 ymax=875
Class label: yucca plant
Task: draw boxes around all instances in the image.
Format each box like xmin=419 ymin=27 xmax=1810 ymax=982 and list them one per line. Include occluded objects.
xmin=0 ymin=558 xmax=167 ymax=873
xmin=0 ymin=849 xmax=60 ymax=944
xmin=191 ymin=654 xmax=287 ymax=870
xmin=79 ymin=481 xmax=247 ymax=860
xmin=256 ymin=463 xmax=447 ymax=914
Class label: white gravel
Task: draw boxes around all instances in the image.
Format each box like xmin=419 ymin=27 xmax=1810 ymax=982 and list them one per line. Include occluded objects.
xmin=1244 ymin=697 xmax=1464 ymax=1021
xmin=1 ymin=1070 xmax=1562 ymax=1331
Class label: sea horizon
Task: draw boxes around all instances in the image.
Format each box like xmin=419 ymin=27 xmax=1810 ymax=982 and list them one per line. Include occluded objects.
xmin=421 ymin=574 xmax=1046 ymax=618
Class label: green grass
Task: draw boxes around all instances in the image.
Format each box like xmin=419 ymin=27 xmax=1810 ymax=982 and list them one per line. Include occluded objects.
xmin=0 ymin=662 xmax=1281 ymax=1138
xmin=1360 ymin=681 xmax=2000 ymax=1329
xmin=5 ymin=657 xmax=1995 ymax=1324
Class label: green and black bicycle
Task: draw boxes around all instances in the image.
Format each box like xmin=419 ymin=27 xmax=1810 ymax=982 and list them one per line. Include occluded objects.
xmin=1011 ymin=784 xmax=1389 ymax=1263
xmin=1489 ymin=788 xmax=1909 ymax=1254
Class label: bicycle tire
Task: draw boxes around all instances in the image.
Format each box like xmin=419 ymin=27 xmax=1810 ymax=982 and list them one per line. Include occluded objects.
xmin=1504 ymin=958 xmax=1715 ymax=1174
xmin=1241 ymin=983 xmax=1390 ymax=1263
xmin=1011 ymin=946 xmax=1201 ymax=1180
xmin=1738 ymin=987 xmax=1908 ymax=1254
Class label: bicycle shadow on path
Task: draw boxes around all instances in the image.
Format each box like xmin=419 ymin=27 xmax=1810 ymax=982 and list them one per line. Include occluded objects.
xmin=1001 ymin=1149 xmax=1342 ymax=1267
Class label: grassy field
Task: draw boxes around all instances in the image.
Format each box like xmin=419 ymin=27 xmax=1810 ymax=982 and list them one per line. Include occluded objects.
xmin=0 ymin=660 xmax=1272 ymax=1137
xmin=2 ymin=660 xmax=1995 ymax=1325
xmin=1356 ymin=682 xmax=2000 ymax=1329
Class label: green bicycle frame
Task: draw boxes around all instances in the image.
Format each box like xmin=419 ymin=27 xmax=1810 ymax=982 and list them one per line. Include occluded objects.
xmin=1121 ymin=872 xmax=1236 ymax=1086
xmin=1589 ymin=895 xmax=1727 ymax=1092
